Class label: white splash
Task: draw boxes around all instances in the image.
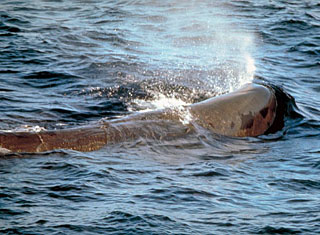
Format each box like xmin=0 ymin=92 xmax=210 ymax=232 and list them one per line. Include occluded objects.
xmin=2 ymin=125 xmax=46 ymax=133
xmin=129 ymin=93 xmax=193 ymax=125
xmin=130 ymin=93 xmax=191 ymax=112
xmin=176 ymin=106 xmax=193 ymax=125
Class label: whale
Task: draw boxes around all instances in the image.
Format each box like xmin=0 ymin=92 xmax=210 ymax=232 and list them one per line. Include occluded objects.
xmin=0 ymin=83 xmax=286 ymax=153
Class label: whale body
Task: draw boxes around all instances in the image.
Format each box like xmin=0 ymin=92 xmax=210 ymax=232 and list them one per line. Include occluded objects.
xmin=0 ymin=83 xmax=285 ymax=153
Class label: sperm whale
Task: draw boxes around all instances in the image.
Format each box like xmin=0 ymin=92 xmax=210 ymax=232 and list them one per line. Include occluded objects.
xmin=0 ymin=83 xmax=285 ymax=153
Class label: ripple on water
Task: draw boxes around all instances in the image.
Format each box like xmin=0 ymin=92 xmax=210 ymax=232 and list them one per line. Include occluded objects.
xmin=1 ymin=0 xmax=320 ymax=234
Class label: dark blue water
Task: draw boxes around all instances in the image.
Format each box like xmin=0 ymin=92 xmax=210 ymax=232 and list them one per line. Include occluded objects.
xmin=1 ymin=0 xmax=320 ymax=234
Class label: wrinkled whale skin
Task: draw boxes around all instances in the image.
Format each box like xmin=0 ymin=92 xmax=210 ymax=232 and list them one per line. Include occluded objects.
xmin=0 ymin=83 xmax=280 ymax=153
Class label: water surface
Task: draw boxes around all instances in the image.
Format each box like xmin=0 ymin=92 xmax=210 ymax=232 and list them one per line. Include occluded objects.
xmin=1 ymin=0 xmax=320 ymax=234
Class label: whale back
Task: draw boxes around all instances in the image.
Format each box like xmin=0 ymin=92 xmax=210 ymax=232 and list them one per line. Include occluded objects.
xmin=0 ymin=83 xmax=280 ymax=153
xmin=189 ymin=84 xmax=277 ymax=137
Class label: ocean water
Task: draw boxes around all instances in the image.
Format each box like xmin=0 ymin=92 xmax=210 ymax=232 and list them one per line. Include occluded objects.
xmin=1 ymin=0 xmax=320 ymax=234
